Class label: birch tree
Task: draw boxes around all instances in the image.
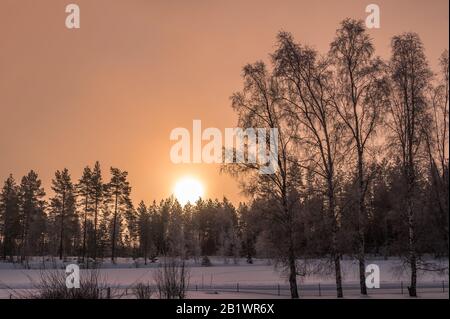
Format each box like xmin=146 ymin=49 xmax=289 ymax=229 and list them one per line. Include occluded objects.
xmin=273 ymin=32 xmax=348 ymax=297
xmin=387 ymin=32 xmax=432 ymax=297
xmin=329 ymin=19 xmax=390 ymax=294
xmin=226 ymin=61 xmax=303 ymax=298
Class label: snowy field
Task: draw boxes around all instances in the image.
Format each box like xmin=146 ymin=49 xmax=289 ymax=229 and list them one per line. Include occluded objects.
xmin=0 ymin=257 xmax=448 ymax=299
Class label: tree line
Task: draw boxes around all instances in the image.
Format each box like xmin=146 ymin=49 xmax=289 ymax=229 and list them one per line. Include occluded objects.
xmin=0 ymin=162 xmax=246 ymax=264
xmin=0 ymin=19 xmax=448 ymax=299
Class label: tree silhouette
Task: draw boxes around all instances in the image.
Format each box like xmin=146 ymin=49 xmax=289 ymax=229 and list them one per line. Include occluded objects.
xmin=18 ymin=170 xmax=46 ymax=265
xmin=106 ymin=167 xmax=132 ymax=263
xmin=387 ymin=32 xmax=432 ymax=297
xmin=77 ymin=166 xmax=92 ymax=263
xmin=0 ymin=175 xmax=21 ymax=260
xmin=226 ymin=61 xmax=303 ymax=298
xmin=329 ymin=19 xmax=390 ymax=295
xmin=50 ymin=168 xmax=78 ymax=260
xmin=273 ymin=32 xmax=348 ymax=298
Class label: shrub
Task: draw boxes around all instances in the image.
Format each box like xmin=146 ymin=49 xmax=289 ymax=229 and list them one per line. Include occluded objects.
xmin=132 ymin=282 xmax=154 ymax=299
xmin=12 ymin=269 xmax=113 ymax=299
xmin=154 ymin=258 xmax=189 ymax=299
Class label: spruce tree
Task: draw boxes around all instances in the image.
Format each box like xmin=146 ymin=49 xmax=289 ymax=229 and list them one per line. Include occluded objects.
xmin=0 ymin=175 xmax=21 ymax=260
xmin=18 ymin=170 xmax=46 ymax=263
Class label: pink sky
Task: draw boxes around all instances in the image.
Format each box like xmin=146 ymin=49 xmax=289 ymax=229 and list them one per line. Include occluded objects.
xmin=0 ymin=0 xmax=448 ymax=204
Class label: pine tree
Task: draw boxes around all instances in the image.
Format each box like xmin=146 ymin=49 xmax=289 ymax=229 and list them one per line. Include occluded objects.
xmin=167 ymin=199 xmax=185 ymax=257
xmin=106 ymin=167 xmax=131 ymax=263
xmin=124 ymin=202 xmax=138 ymax=258
xmin=18 ymin=170 xmax=46 ymax=264
xmin=90 ymin=161 xmax=104 ymax=261
xmin=77 ymin=166 xmax=92 ymax=262
xmin=50 ymin=168 xmax=78 ymax=260
xmin=182 ymin=203 xmax=201 ymax=261
xmin=148 ymin=200 xmax=160 ymax=261
xmin=0 ymin=175 xmax=21 ymax=260
xmin=136 ymin=201 xmax=152 ymax=264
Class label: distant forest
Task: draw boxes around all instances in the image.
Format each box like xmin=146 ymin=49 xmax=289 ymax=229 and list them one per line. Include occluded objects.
xmin=0 ymin=19 xmax=448 ymax=299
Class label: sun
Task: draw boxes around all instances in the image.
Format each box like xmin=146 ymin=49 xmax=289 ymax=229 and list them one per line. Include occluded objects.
xmin=173 ymin=177 xmax=204 ymax=205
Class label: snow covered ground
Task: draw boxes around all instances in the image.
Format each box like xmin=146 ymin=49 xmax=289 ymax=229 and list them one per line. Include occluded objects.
xmin=0 ymin=256 xmax=448 ymax=299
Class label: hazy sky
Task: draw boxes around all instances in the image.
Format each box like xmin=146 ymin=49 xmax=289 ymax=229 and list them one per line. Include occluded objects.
xmin=0 ymin=0 xmax=448 ymax=205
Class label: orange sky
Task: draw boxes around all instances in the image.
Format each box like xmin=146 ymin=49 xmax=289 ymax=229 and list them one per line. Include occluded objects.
xmin=0 ymin=0 xmax=448 ymax=205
